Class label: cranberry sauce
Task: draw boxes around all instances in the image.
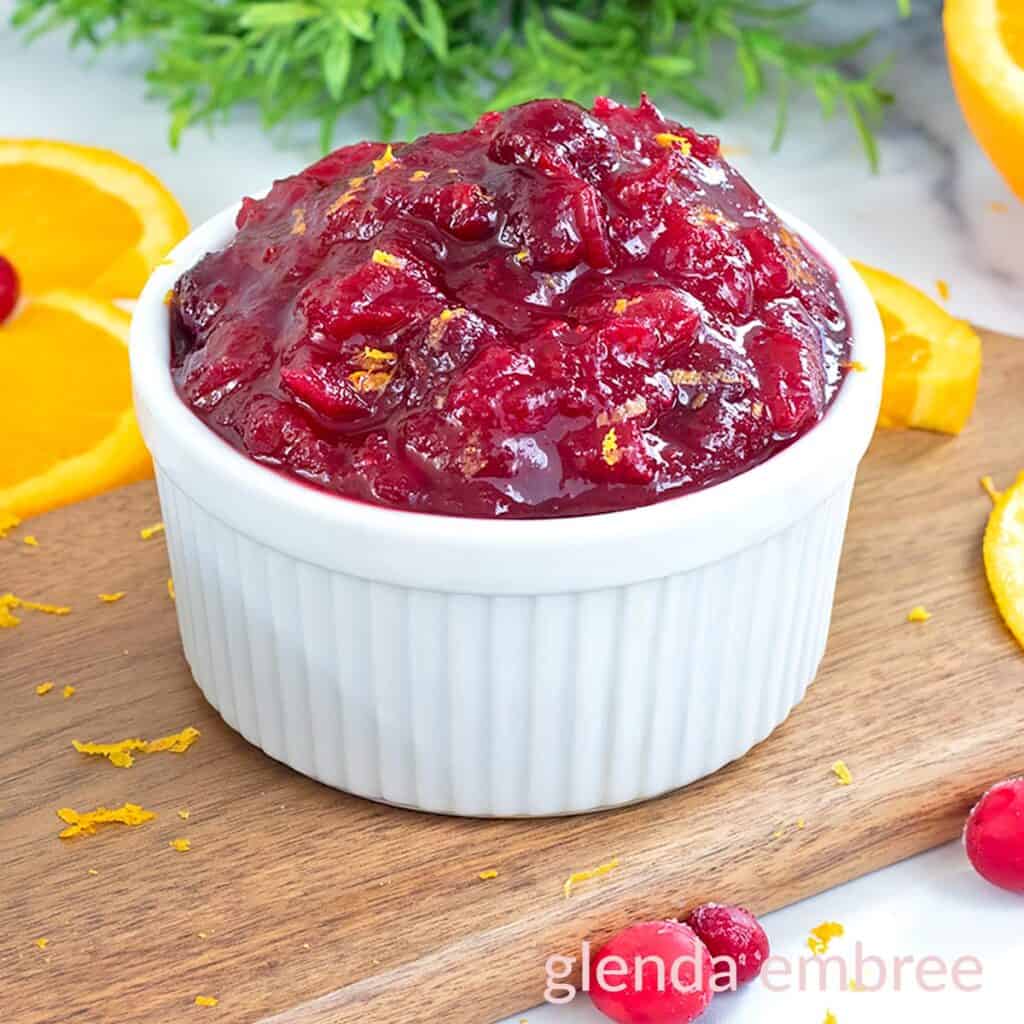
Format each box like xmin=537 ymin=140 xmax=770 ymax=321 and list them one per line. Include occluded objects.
xmin=170 ymin=97 xmax=852 ymax=518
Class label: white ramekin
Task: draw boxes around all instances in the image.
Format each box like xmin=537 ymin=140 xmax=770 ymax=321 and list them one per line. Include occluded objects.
xmin=130 ymin=202 xmax=883 ymax=817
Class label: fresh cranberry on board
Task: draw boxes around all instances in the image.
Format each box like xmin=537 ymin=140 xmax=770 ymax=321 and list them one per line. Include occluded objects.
xmin=589 ymin=920 xmax=714 ymax=1023
xmin=170 ymin=97 xmax=853 ymax=519
xmin=0 ymin=254 xmax=19 ymax=324
xmin=685 ymin=902 xmax=770 ymax=986
xmin=964 ymin=777 xmax=1024 ymax=893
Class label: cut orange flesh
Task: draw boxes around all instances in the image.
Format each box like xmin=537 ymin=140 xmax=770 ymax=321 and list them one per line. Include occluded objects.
xmin=945 ymin=0 xmax=1024 ymax=198
xmin=0 ymin=139 xmax=188 ymax=298
xmin=0 ymin=291 xmax=153 ymax=520
xmin=984 ymin=472 xmax=1024 ymax=652
xmin=853 ymin=262 xmax=981 ymax=435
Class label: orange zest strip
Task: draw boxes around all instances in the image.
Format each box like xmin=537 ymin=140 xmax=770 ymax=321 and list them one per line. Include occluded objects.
xmin=143 ymin=726 xmax=201 ymax=754
xmin=372 ymin=144 xmax=397 ymax=173
xmin=57 ymin=802 xmax=155 ymax=839
xmin=478 ymin=869 xmax=498 ymax=880
xmin=371 ymin=249 xmax=405 ymax=269
xmin=601 ymin=428 xmax=621 ymax=467
xmin=21 ymin=599 xmax=71 ymax=614
xmin=562 ymin=857 xmax=620 ymax=898
xmin=36 ymin=682 xmax=55 ymax=696
xmin=72 ymin=726 xmax=200 ymax=767
xmin=140 ymin=521 xmax=165 ymax=540
xmin=831 ymin=760 xmax=853 ymax=785
xmin=654 ymin=132 xmax=692 ymax=156
xmin=72 ymin=737 xmax=147 ymax=768
xmin=980 ymin=475 xmax=1002 ymax=504
xmin=807 ymin=921 xmax=845 ymax=955
xmin=98 ymin=592 xmax=126 ymax=603
xmin=1 ymin=592 xmax=71 ymax=627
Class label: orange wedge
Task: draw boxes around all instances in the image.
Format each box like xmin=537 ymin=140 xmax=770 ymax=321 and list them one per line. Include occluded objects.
xmin=0 ymin=140 xmax=188 ymax=298
xmin=984 ymin=472 xmax=1024 ymax=652
xmin=853 ymin=262 xmax=981 ymax=435
xmin=945 ymin=0 xmax=1024 ymax=198
xmin=0 ymin=290 xmax=152 ymax=521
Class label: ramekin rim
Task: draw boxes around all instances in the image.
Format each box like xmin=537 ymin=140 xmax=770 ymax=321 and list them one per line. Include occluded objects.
xmin=130 ymin=197 xmax=883 ymax=577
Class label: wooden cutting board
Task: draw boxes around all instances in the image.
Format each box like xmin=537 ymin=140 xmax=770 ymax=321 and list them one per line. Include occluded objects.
xmin=3 ymin=332 xmax=1023 ymax=1024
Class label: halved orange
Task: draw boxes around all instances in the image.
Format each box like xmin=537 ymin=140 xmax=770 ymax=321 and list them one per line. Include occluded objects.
xmin=0 ymin=290 xmax=152 ymax=521
xmin=0 ymin=140 xmax=188 ymax=298
xmin=984 ymin=472 xmax=1024 ymax=652
xmin=945 ymin=0 xmax=1024 ymax=198
xmin=853 ymin=262 xmax=982 ymax=435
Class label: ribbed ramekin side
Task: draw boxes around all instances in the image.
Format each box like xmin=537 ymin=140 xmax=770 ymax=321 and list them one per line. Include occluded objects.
xmin=156 ymin=469 xmax=855 ymax=817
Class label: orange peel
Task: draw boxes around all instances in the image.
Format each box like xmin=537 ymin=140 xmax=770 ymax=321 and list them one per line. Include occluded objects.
xmin=0 ymin=138 xmax=188 ymax=297
xmin=854 ymin=262 xmax=981 ymax=435
xmin=983 ymin=470 xmax=1024 ymax=651
xmin=945 ymin=0 xmax=1024 ymax=198
xmin=0 ymin=291 xmax=153 ymax=520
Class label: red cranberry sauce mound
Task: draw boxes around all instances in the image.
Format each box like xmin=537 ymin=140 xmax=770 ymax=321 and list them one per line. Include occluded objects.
xmin=170 ymin=97 xmax=852 ymax=518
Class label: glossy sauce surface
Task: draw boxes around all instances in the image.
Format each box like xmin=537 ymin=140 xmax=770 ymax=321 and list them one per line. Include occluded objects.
xmin=171 ymin=97 xmax=852 ymax=518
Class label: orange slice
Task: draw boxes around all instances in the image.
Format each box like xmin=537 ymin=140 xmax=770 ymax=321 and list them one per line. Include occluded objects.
xmin=945 ymin=0 xmax=1024 ymax=198
xmin=984 ymin=472 xmax=1024 ymax=651
xmin=0 ymin=140 xmax=188 ymax=298
xmin=853 ymin=262 xmax=981 ymax=435
xmin=0 ymin=290 xmax=152 ymax=520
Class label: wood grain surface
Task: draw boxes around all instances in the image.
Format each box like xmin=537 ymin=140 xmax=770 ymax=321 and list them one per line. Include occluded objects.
xmin=3 ymin=333 xmax=1023 ymax=1024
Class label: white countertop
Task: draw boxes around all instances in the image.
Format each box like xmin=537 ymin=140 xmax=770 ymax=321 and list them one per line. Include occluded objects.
xmin=3 ymin=0 xmax=1020 ymax=1020
xmin=501 ymin=842 xmax=1022 ymax=1023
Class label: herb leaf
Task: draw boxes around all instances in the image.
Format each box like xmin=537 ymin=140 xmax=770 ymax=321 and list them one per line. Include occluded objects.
xmin=9 ymin=0 xmax=896 ymax=166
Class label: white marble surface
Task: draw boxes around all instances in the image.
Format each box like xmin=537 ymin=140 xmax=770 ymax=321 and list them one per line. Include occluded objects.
xmin=500 ymin=841 xmax=1022 ymax=1024
xmin=719 ymin=0 xmax=1024 ymax=337
xmin=2 ymin=0 xmax=1020 ymax=334
xmin=2 ymin=2 xmax=1021 ymax=1021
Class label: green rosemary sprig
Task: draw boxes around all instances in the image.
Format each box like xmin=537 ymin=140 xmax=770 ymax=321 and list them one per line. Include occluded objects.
xmin=10 ymin=0 xmax=896 ymax=166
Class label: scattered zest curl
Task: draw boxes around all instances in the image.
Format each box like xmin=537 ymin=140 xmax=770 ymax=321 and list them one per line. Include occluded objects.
xmin=807 ymin=921 xmax=845 ymax=956
xmin=72 ymin=726 xmax=200 ymax=768
xmin=563 ymin=857 xmax=620 ymax=898
xmin=57 ymin=802 xmax=155 ymax=839
xmin=1 ymin=592 xmax=70 ymax=628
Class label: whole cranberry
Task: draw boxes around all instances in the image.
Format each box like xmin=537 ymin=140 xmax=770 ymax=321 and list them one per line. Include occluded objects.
xmin=589 ymin=920 xmax=714 ymax=1024
xmin=0 ymin=254 xmax=20 ymax=324
xmin=685 ymin=903 xmax=770 ymax=987
xmin=964 ymin=777 xmax=1024 ymax=893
